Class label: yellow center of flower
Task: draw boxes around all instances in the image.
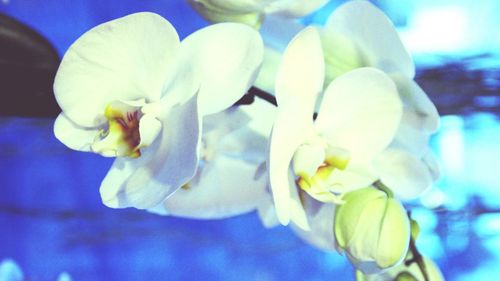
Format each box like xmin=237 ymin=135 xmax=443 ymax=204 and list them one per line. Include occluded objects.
xmin=92 ymin=104 xmax=143 ymax=158
xmin=293 ymin=144 xmax=350 ymax=204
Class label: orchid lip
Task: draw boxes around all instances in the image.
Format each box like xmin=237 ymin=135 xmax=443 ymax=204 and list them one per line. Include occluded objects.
xmin=292 ymin=139 xmax=351 ymax=204
xmin=91 ymin=100 xmax=158 ymax=158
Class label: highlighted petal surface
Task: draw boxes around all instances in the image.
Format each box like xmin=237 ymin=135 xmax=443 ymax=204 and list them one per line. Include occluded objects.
xmin=325 ymin=0 xmax=414 ymax=77
xmin=375 ymin=149 xmax=433 ymax=201
xmin=54 ymin=113 xmax=99 ymax=152
xmin=315 ymin=68 xmax=402 ymax=163
xmin=54 ymin=12 xmax=180 ymax=127
xmin=275 ymin=27 xmax=324 ymax=113
xmin=159 ymin=155 xmax=267 ymax=219
xmin=180 ymin=22 xmax=264 ymax=116
xmin=269 ymin=101 xmax=313 ymax=227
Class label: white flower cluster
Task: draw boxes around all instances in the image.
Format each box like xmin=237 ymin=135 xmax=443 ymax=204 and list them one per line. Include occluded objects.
xmin=53 ymin=0 xmax=443 ymax=279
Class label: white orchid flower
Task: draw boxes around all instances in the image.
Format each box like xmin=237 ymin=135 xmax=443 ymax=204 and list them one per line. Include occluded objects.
xmin=149 ymin=107 xmax=269 ymax=219
xmin=54 ymin=12 xmax=264 ymax=210
xmin=188 ymin=0 xmax=329 ymax=28
xmin=257 ymin=1 xmax=440 ymax=202
xmin=268 ymin=27 xmax=403 ymax=230
xmin=334 ymin=187 xmax=410 ymax=274
xmin=320 ymin=0 xmax=440 ymax=200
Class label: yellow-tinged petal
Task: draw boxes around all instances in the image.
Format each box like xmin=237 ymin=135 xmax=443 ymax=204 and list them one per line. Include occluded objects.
xmin=54 ymin=12 xmax=180 ymax=127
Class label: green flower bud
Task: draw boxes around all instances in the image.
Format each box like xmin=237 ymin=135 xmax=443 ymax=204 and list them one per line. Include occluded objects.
xmin=335 ymin=187 xmax=410 ymax=274
xmin=187 ymin=0 xmax=264 ymax=28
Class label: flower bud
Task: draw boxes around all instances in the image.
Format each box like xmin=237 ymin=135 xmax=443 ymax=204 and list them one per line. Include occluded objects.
xmin=334 ymin=187 xmax=410 ymax=274
xmin=187 ymin=0 xmax=264 ymax=28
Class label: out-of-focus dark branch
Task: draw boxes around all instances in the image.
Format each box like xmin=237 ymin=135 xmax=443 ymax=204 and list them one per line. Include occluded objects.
xmin=234 ymin=86 xmax=277 ymax=106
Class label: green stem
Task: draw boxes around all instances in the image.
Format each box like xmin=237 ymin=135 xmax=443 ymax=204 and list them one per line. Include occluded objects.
xmin=374 ymin=180 xmax=394 ymax=198
xmin=405 ymin=212 xmax=430 ymax=281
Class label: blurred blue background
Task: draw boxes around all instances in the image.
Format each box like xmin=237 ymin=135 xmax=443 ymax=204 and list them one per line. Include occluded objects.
xmin=0 ymin=0 xmax=499 ymax=280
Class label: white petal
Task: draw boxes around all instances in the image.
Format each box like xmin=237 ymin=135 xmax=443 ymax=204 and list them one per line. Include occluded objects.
xmin=54 ymin=12 xmax=180 ymax=127
xmin=292 ymin=143 xmax=325 ymax=177
xmin=180 ymin=22 xmax=264 ymax=116
xmin=54 ymin=113 xmax=99 ymax=152
xmin=325 ymin=0 xmax=414 ymax=77
xmin=100 ymin=95 xmax=201 ymax=209
xmin=268 ymin=100 xmax=313 ymax=227
xmin=391 ymin=74 xmax=440 ymax=133
xmin=292 ymin=195 xmax=337 ymax=251
xmin=328 ymin=160 xmax=377 ymax=193
xmin=315 ymin=68 xmax=402 ymax=163
xmin=422 ymin=149 xmax=440 ymax=181
xmin=159 ymin=155 xmax=267 ymax=219
xmin=265 ymin=0 xmax=329 ymax=17
xmin=260 ymin=15 xmax=306 ymax=53
xmin=257 ymin=193 xmax=281 ymax=228
xmin=374 ymin=148 xmax=433 ymax=201
xmin=254 ymin=16 xmax=306 ymax=93
xmin=253 ymin=47 xmax=282 ymax=94
xmin=275 ymin=27 xmax=324 ymax=115
xmin=392 ymin=121 xmax=431 ymax=156
xmin=138 ymin=114 xmax=162 ymax=148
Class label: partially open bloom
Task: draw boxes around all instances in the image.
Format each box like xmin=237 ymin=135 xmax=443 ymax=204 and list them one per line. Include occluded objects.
xmin=188 ymin=0 xmax=328 ymax=28
xmin=54 ymin=12 xmax=263 ymax=209
xmin=268 ymin=27 xmax=403 ymax=230
xmin=334 ymin=187 xmax=410 ymax=273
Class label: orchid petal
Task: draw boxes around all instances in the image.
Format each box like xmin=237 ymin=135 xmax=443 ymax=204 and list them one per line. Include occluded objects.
xmin=269 ymin=100 xmax=313 ymax=227
xmin=265 ymin=0 xmax=329 ymax=18
xmin=292 ymin=195 xmax=336 ymax=251
xmin=422 ymin=149 xmax=441 ymax=181
xmin=374 ymin=149 xmax=433 ymax=201
xmin=137 ymin=114 xmax=162 ymax=148
xmin=327 ymin=160 xmax=377 ymax=193
xmin=253 ymin=47 xmax=282 ymax=94
xmin=292 ymin=144 xmax=325 ymax=177
xmin=53 ymin=113 xmax=98 ymax=152
xmin=257 ymin=193 xmax=281 ymax=228
xmin=325 ymin=0 xmax=414 ymax=77
xmin=158 ymin=155 xmax=267 ymax=219
xmin=391 ymin=74 xmax=440 ymax=133
xmin=315 ymin=68 xmax=402 ymax=163
xmin=275 ymin=27 xmax=324 ymax=114
xmin=100 ymin=95 xmax=200 ymax=209
xmin=392 ymin=122 xmax=431 ymax=156
xmin=180 ymin=22 xmax=264 ymax=116
xmin=320 ymin=28 xmax=366 ymax=85
xmin=54 ymin=12 xmax=180 ymax=127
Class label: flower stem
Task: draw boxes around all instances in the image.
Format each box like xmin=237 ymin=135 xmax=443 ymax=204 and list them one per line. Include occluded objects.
xmin=405 ymin=212 xmax=430 ymax=281
xmin=373 ymin=180 xmax=394 ymax=198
